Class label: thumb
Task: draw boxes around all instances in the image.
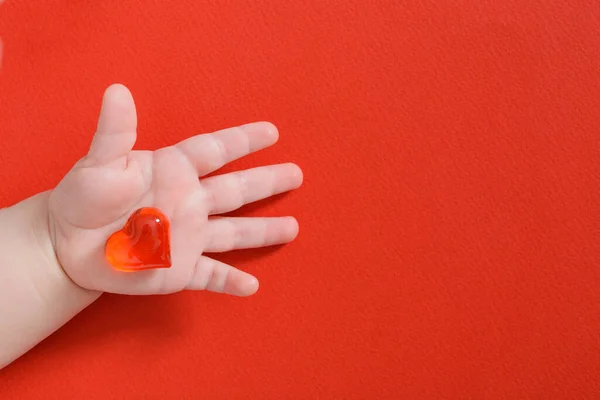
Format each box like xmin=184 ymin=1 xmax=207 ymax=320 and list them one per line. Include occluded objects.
xmin=87 ymin=84 xmax=137 ymax=165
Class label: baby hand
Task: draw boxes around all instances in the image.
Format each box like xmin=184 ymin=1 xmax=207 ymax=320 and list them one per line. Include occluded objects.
xmin=48 ymin=84 xmax=303 ymax=296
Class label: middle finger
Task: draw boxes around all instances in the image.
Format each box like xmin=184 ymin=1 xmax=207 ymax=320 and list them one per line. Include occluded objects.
xmin=202 ymin=163 xmax=303 ymax=215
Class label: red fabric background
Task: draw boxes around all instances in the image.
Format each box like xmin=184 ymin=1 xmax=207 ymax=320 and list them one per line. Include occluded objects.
xmin=1 ymin=1 xmax=599 ymax=398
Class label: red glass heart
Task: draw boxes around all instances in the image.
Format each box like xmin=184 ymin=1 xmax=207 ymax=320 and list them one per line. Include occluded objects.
xmin=105 ymin=207 xmax=172 ymax=272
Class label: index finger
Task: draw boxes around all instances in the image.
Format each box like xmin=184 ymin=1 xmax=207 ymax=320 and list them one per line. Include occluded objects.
xmin=175 ymin=121 xmax=279 ymax=177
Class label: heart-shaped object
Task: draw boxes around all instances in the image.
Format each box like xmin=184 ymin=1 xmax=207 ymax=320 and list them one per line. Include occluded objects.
xmin=105 ymin=207 xmax=172 ymax=272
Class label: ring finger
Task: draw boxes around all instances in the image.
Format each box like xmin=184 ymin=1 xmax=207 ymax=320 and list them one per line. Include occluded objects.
xmin=204 ymin=217 xmax=299 ymax=253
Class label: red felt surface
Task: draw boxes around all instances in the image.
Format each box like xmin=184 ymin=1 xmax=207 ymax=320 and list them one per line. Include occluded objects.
xmin=1 ymin=1 xmax=600 ymax=398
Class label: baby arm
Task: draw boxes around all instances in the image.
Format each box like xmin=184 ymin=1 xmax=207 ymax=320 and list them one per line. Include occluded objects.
xmin=0 ymin=192 xmax=100 ymax=368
